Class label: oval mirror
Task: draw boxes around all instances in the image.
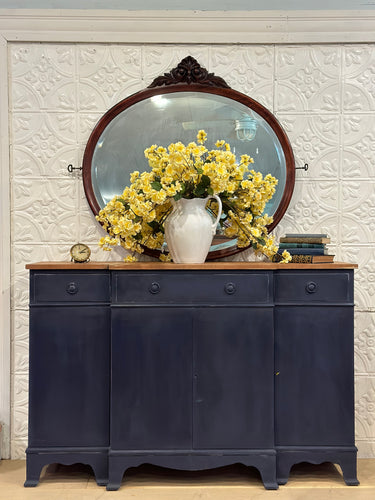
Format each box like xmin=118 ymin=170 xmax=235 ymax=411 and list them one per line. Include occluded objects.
xmin=83 ymin=56 xmax=295 ymax=259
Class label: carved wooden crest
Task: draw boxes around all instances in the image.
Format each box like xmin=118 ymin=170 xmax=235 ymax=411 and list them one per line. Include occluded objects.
xmin=148 ymin=56 xmax=230 ymax=89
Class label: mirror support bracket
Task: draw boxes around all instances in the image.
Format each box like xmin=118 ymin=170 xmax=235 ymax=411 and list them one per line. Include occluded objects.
xmin=67 ymin=164 xmax=82 ymax=174
xmin=296 ymin=163 xmax=309 ymax=171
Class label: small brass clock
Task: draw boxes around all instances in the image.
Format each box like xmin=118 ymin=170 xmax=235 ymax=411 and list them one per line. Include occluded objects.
xmin=70 ymin=243 xmax=91 ymax=263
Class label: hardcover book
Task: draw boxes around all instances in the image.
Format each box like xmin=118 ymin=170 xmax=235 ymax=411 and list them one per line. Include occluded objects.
xmin=279 ymin=248 xmax=327 ymax=255
xmin=280 ymin=236 xmax=331 ymax=244
xmin=278 ymin=242 xmax=325 ymax=249
xmin=311 ymin=255 xmax=335 ymax=263
xmin=285 ymin=233 xmax=328 ymax=238
xmin=273 ymin=253 xmax=335 ymax=263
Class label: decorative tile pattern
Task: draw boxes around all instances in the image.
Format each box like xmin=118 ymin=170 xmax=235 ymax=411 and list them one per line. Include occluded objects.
xmin=345 ymin=246 xmax=375 ymax=311
xmin=279 ymin=180 xmax=340 ymax=241
xmin=342 ymin=114 xmax=375 ymax=179
xmin=356 ymin=377 xmax=375 ymax=439
xmin=11 ymin=44 xmax=76 ymax=112
xmin=341 ymin=182 xmax=375 ymax=244
xmin=276 ymin=114 xmax=340 ymax=178
xmin=11 ymin=439 xmax=27 ymax=460
xmin=11 ymin=404 xmax=28 ymax=443
xmin=210 ymin=46 xmax=275 ymax=110
xmin=8 ymin=42 xmax=375 ymax=459
xmin=356 ymin=440 xmax=375 ymax=459
xmin=355 ymin=312 xmax=375 ymax=375
xmin=12 ymin=310 xmax=29 ymax=375
xmin=275 ymin=46 xmax=341 ymax=113
xmin=78 ymin=45 xmax=143 ymax=111
xmin=343 ymin=45 xmax=375 ymax=112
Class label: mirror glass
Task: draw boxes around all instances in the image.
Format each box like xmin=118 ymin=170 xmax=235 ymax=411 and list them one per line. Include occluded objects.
xmin=92 ymin=92 xmax=286 ymax=223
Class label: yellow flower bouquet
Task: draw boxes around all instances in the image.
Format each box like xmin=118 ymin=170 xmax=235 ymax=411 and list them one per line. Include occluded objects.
xmin=96 ymin=130 xmax=291 ymax=263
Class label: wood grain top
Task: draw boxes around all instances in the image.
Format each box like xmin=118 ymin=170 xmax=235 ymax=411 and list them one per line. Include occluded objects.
xmin=26 ymin=261 xmax=358 ymax=270
xmin=25 ymin=262 xmax=109 ymax=270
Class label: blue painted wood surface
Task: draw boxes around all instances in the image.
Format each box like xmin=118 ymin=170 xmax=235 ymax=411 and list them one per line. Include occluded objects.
xmin=25 ymin=267 xmax=358 ymax=490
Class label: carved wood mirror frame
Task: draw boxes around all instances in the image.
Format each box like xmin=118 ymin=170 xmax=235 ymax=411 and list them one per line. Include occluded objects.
xmin=83 ymin=56 xmax=295 ymax=260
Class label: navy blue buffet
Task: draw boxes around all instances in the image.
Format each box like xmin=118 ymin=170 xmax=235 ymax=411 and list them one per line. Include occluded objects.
xmin=24 ymin=261 xmax=359 ymax=490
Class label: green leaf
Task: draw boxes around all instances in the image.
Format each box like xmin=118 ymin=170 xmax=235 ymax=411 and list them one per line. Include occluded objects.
xmin=151 ymin=181 xmax=162 ymax=191
xmin=200 ymin=174 xmax=211 ymax=187
xmin=174 ymin=192 xmax=183 ymax=201
xmin=119 ymin=199 xmax=130 ymax=211
xmin=207 ymin=187 xmax=214 ymax=195
xmin=193 ymin=185 xmax=205 ymax=197
xmin=147 ymin=220 xmax=161 ymax=234
xmin=193 ymin=174 xmax=211 ymax=197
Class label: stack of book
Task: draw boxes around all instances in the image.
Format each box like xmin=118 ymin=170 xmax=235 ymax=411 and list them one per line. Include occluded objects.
xmin=274 ymin=233 xmax=334 ymax=263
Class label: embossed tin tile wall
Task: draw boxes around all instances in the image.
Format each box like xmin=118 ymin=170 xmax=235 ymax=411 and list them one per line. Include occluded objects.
xmin=9 ymin=43 xmax=375 ymax=459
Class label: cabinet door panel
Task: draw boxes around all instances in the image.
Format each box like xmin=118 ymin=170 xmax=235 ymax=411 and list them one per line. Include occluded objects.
xmin=275 ymin=306 xmax=355 ymax=446
xmin=193 ymin=308 xmax=274 ymax=449
xmin=29 ymin=306 xmax=110 ymax=447
xmin=111 ymin=307 xmax=192 ymax=449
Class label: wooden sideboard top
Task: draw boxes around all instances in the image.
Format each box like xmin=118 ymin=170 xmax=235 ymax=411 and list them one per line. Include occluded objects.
xmin=26 ymin=261 xmax=358 ymax=270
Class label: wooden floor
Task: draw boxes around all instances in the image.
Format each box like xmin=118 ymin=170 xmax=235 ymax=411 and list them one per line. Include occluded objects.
xmin=0 ymin=459 xmax=374 ymax=499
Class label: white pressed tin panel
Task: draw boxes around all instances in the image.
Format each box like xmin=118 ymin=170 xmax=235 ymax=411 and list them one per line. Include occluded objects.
xmin=275 ymin=45 xmax=341 ymax=113
xmin=4 ymin=30 xmax=375 ymax=459
xmin=355 ymin=311 xmax=375 ymax=375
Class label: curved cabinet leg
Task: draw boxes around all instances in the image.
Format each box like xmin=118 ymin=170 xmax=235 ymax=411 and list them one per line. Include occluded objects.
xmin=107 ymin=457 xmax=134 ymax=491
xmin=276 ymin=459 xmax=292 ymax=486
xmin=259 ymin=465 xmax=278 ymax=490
xmin=24 ymin=449 xmax=109 ymax=487
xmin=244 ymin=454 xmax=278 ymax=490
xmin=91 ymin=458 xmax=108 ymax=486
xmin=338 ymin=456 xmax=360 ymax=486
xmin=276 ymin=447 xmax=359 ymax=486
xmin=106 ymin=478 xmax=123 ymax=491
xmin=24 ymin=455 xmax=46 ymax=487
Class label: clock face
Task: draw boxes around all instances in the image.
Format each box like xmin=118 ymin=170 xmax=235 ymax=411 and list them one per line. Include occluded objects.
xmin=70 ymin=243 xmax=91 ymax=263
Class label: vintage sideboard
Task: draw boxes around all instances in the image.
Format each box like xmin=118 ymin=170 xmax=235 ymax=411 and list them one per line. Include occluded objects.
xmin=24 ymin=261 xmax=359 ymax=490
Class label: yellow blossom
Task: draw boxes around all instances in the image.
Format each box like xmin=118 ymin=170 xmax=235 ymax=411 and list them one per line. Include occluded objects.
xmin=97 ymin=130 xmax=283 ymax=263
xmin=197 ymin=130 xmax=207 ymax=144
xmin=124 ymin=254 xmax=138 ymax=262
xmin=281 ymin=250 xmax=292 ymax=263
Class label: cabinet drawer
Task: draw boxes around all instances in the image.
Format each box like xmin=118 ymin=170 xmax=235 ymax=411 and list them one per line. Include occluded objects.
xmin=31 ymin=271 xmax=110 ymax=303
xmin=274 ymin=271 xmax=353 ymax=304
xmin=113 ymin=271 xmax=272 ymax=305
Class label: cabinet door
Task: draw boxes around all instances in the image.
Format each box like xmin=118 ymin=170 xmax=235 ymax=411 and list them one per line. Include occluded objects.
xmin=193 ymin=307 xmax=274 ymax=449
xmin=111 ymin=307 xmax=193 ymax=450
xmin=29 ymin=306 xmax=110 ymax=447
xmin=275 ymin=306 xmax=355 ymax=446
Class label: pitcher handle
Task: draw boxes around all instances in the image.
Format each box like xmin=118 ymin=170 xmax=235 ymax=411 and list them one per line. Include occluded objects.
xmin=207 ymin=194 xmax=223 ymax=236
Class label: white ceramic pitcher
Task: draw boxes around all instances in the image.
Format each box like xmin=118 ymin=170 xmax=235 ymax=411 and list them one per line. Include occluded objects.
xmin=164 ymin=195 xmax=222 ymax=264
